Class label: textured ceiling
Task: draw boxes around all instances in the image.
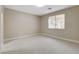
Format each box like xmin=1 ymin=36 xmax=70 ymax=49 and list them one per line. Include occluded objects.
xmin=4 ymin=5 xmax=75 ymax=16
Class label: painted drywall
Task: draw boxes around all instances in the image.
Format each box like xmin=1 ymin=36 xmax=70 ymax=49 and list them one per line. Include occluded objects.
xmin=41 ymin=6 xmax=79 ymax=41
xmin=4 ymin=8 xmax=40 ymax=40
xmin=0 ymin=6 xmax=2 ymax=40
xmin=0 ymin=6 xmax=4 ymax=50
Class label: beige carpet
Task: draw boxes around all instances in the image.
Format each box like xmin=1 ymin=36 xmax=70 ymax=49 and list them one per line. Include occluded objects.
xmin=2 ymin=35 xmax=79 ymax=54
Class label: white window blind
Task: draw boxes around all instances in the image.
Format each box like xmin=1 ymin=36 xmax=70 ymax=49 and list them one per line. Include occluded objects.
xmin=48 ymin=14 xmax=65 ymax=29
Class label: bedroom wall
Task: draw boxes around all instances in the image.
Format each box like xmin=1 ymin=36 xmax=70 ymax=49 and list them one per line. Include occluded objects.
xmin=4 ymin=8 xmax=41 ymax=40
xmin=41 ymin=6 xmax=79 ymax=41
xmin=0 ymin=5 xmax=4 ymax=49
xmin=0 ymin=6 xmax=2 ymax=41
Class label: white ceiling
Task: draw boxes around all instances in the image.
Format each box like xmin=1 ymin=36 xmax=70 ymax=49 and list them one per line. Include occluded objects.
xmin=4 ymin=5 xmax=75 ymax=16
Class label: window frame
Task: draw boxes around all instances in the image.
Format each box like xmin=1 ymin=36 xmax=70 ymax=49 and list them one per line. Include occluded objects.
xmin=48 ymin=14 xmax=65 ymax=30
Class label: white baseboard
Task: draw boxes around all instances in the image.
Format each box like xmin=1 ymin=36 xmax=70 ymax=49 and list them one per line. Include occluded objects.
xmin=4 ymin=33 xmax=79 ymax=44
xmin=5 ymin=33 xmax=40 ymax=42
xmin=40 ymin=33 xmax=79 ymax=44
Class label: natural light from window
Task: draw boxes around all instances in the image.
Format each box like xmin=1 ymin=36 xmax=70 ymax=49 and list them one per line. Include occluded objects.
xmin=48 ymin=14 xmax=65 ymax=29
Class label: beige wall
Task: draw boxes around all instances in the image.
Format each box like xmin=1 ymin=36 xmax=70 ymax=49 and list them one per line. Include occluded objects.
xmin=4 ymin=8 xmax=40 ymax=39
xmin=0 ymin=6 xmax=4 ymax=49
xmin=4 ymin=6 xmax=79 ymax=41
xmin=0 ymin=6 xmax=1 ymax=40
xmin=41 ymin=6 xmax=79 ymax=41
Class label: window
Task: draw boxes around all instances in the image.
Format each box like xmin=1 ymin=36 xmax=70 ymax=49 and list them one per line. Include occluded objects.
xmin=48 ymin=14 xmax=65 ymax=29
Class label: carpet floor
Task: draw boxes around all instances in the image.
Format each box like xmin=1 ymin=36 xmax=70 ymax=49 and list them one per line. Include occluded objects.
xmin=2 ymin=35 xmax=79 ymax=54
